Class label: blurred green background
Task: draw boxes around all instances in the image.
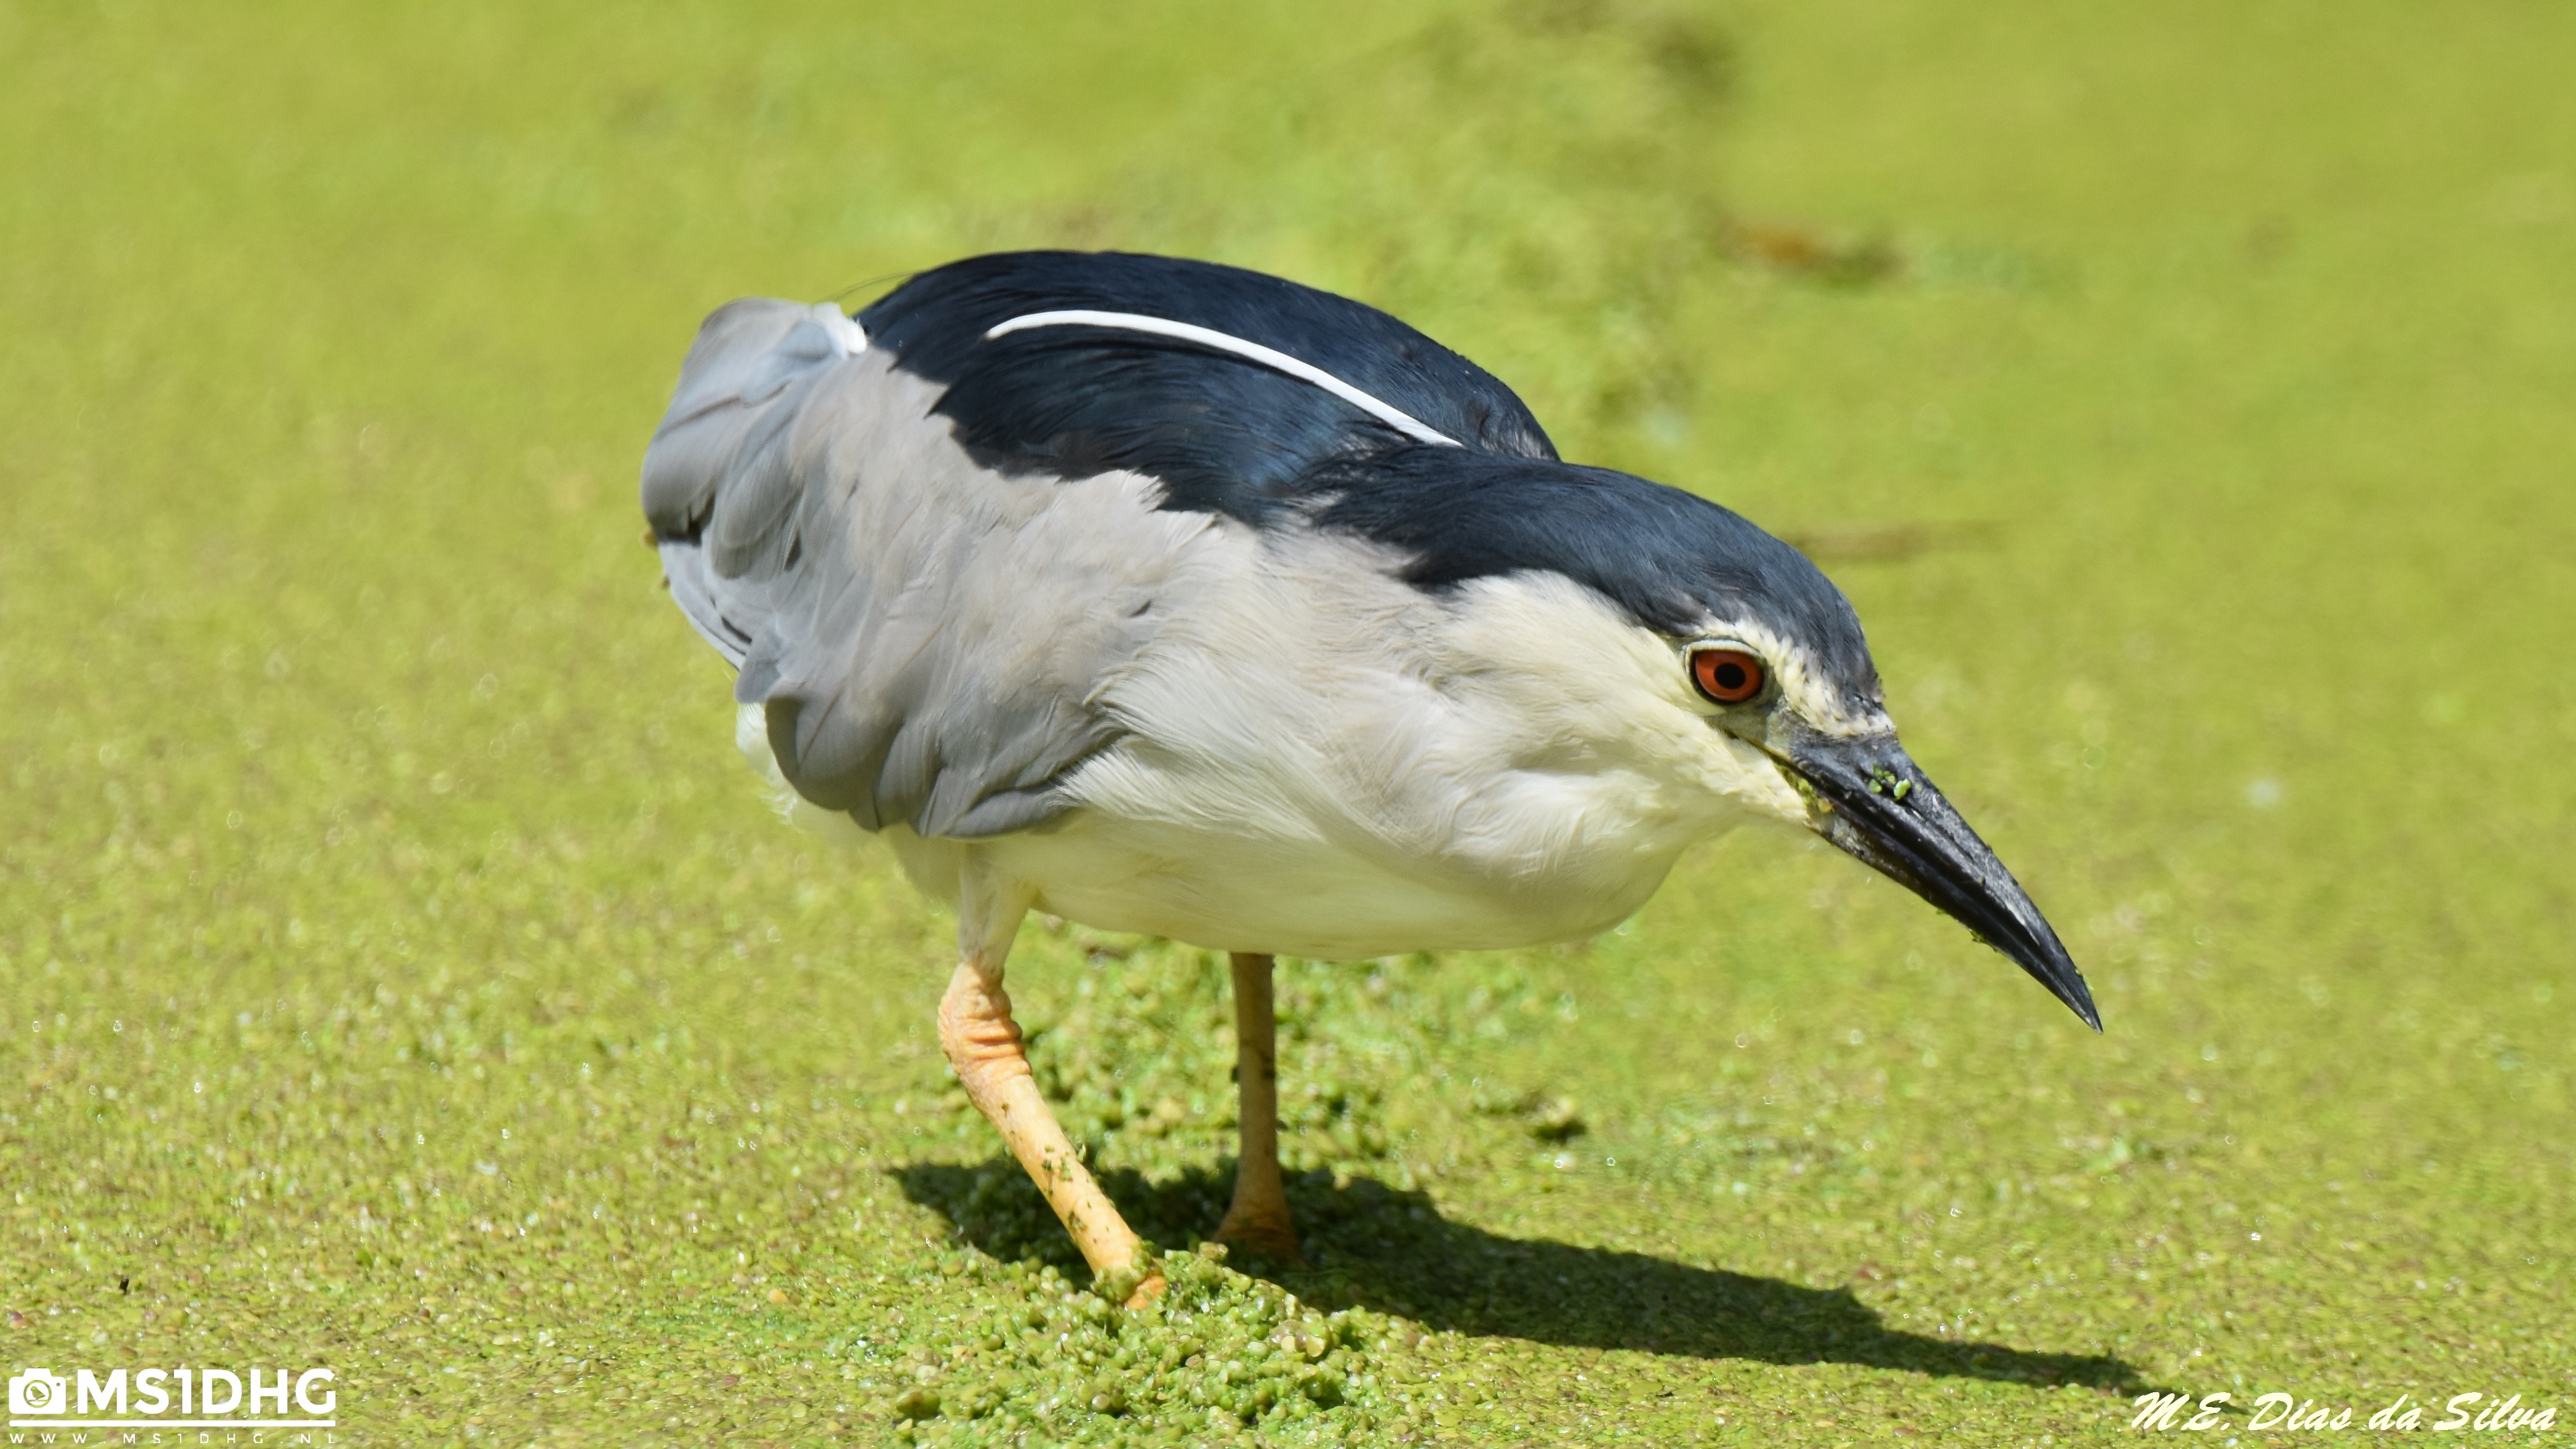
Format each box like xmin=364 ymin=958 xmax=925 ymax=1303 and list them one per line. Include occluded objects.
xmin=3 ymin=0 xmax=2569 ymax=1442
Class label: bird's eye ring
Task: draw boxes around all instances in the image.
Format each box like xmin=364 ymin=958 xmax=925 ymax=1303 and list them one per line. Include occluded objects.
xmin=1690 ymin=648 xmax=1767 ymax=705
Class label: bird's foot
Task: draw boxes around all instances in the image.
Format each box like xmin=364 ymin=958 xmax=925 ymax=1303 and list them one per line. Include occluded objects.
xmin=1093 ymin=1252 xmax=1169 ymax=1312
xmin=1215 ymin=1207 xmax=1305 ymax=1268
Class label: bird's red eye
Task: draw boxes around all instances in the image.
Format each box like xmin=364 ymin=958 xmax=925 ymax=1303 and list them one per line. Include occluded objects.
xmin=1691 ymin=648 xmax=1767 ymax=705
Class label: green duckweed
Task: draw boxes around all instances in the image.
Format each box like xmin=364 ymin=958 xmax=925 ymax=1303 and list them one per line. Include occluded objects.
xmin=5 ymin=0 xmax=2572 ymax=1444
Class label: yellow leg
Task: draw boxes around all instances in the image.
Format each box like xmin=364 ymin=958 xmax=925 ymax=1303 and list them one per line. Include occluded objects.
xmin=938 ymin=880 xmax=1162 ymax=1305
xmin=1214 ymin=952 xmax=1303 ymax=1263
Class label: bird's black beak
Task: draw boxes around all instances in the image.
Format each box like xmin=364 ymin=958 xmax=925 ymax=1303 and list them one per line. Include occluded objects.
xmin=1774 ymin=727 xmax=2100 ymax=1031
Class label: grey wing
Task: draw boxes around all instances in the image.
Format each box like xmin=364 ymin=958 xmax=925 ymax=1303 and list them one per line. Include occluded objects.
xmin=641 ymin=298 xmax=1212 ymax=840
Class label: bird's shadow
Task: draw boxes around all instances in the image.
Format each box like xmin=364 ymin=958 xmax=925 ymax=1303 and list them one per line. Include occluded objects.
xmin=893 ymin=1158 xmax=2144 ymax=1392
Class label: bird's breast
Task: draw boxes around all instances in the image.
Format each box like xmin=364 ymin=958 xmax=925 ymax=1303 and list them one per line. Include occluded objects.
xmin=973 ymin=797 xmax=1688 ymax=959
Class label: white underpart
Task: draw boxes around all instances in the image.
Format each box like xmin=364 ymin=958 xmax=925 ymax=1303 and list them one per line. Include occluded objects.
xmin=983 ymin=309 xmax=1462 ymax=448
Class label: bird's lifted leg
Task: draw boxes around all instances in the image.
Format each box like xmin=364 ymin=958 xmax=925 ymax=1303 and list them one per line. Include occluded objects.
xmin=1215 ymin=952 xmax=1303 ymax=1264
xmin=938 ymin=876 xmax=1163 ymax=1306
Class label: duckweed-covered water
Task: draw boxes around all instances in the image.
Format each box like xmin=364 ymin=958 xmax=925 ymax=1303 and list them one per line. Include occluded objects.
xmin=4 ymin=0 xmax=2570 ymax=1441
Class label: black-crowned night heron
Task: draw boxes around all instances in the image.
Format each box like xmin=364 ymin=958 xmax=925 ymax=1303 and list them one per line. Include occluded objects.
xmin=642 ymin=251 xmax=2095 ymax=1303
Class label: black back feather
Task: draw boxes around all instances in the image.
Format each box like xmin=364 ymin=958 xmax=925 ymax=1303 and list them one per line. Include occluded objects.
xmin=860 ymin=251 xmax=1555 ymax=517
xmin=859 ymin=250 xmax=1876 ymax=708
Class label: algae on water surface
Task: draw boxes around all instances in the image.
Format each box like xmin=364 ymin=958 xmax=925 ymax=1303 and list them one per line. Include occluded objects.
xmin=3 ymin=0 xmax=2571 ymax=1442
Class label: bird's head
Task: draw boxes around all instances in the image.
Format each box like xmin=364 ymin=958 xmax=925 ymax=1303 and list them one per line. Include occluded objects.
xmin=1631 ymin=508 xmax=2098 ymax=1032
xmin=1313 ymin=450 xmax=2098 ymax=1031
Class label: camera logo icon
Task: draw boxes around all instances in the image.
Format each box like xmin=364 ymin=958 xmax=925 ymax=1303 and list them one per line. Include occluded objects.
xmin=8 ymin=1367 xmax=69 ymax=1416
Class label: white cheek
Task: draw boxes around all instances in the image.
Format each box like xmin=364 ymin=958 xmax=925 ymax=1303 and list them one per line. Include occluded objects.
xmin=1700 ymin=730 xmax=1812 ymax=827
